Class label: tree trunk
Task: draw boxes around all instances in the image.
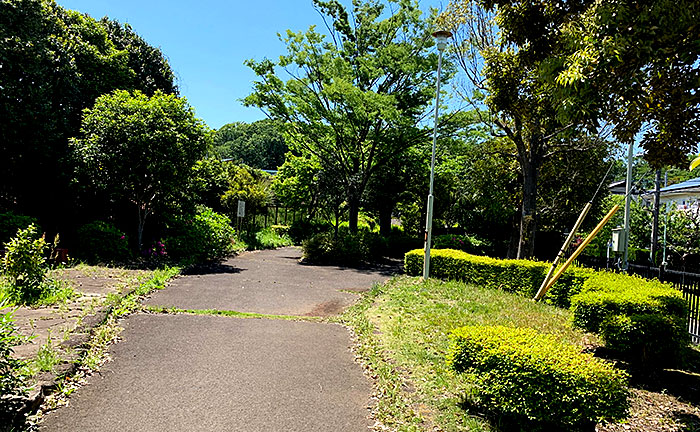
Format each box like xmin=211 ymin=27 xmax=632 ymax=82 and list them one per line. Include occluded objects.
xmin=517 ymin=158 xmax=538 ymax=259
xmin=348 ymin=198 xmax=359 ymax=234
xmin=507 ymin=215 xmax=520 ymax=258
xmin=379 ymin=206 xmax=392 ymax=237
xmin=137 ymin=204 xmax=149 ymax=252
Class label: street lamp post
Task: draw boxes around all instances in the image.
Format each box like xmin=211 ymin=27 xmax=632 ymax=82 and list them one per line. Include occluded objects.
xmin=423 ymin=30 xmax=452 ymax=279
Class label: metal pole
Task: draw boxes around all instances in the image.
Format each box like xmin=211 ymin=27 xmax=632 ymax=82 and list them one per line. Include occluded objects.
xmin=662 ymin=171 xmax=668 ymax=265
xmin=650 ymin=169 xmax=661 ymax=265
xmin=423 ymin=39 xmax=446 ymax=280
xmin=622 ymin=141 xmax=634 ymax=270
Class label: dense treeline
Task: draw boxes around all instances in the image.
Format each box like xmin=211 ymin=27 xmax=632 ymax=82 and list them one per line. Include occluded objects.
xmin=0 ymin=0 xmax=177 ymax=240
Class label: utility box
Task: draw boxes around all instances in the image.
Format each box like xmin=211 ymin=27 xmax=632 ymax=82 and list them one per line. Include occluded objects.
xmin=611 ymin=227 xmax=626 ymax=253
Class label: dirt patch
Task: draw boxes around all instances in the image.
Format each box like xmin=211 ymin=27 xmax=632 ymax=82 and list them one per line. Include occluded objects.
xmin=597 ymin=388 xmax=700 ymax=432
xmin=305 ymin=299 xmax=349 ymax=317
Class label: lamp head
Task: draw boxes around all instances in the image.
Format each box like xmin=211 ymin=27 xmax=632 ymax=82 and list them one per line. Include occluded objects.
xmin=432 ymin=30 xmax=452 ymax=52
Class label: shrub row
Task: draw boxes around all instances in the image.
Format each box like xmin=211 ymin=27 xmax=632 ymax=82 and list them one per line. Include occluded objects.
xmin=448 ymin=325 xmax=630 ymax=430
xmin=404 ymin=248 xmax=593 ymax=307
xmin=408 ymin=248 xmax=690 ymax=367
xmin=570 ymin=272 xmax=688 ymax=365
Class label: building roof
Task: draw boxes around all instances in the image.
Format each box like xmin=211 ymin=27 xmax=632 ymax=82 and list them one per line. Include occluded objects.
xmin=659 ymin=177 xmax=700 ymax=193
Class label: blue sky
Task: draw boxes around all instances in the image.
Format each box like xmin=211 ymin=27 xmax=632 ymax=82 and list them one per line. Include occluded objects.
xmin=56 ymin=0 xmax=447 ymax=130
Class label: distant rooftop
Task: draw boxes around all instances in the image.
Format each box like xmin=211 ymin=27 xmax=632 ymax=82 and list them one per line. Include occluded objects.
xmin=659 ymin=177 xmax=700 ymax=193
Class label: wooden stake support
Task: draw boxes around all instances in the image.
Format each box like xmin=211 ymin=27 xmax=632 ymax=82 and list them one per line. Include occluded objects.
xmin=534 ymin=204 xmax=620 ymax=301
xmin=534 ymin=202 xmax=592 ymax=301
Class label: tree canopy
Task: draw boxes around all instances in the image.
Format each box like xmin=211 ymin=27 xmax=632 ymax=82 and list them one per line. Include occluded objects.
xmin=244 ymin=0 xmax=441 ymax=232
xmin=440 ymin=1 xmax=610 ymax=257
xmin=0 ymin=0 xmax=177 ymax=230
xmin=71 ymin=90 xmax=208 ymax=248
xmin=213 ymin=119 xmax=288 ymax=171
xmin=458 ymin=0 xmax=700 ymax=168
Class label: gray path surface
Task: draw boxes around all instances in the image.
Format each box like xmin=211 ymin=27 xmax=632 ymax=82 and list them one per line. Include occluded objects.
xmin=41 ymin=315 xmax=373 ymax=432
xmin=40 ymin=248 xmax=398 ymax=431
xmin=144 ymin=247 xmax=396 ymax=316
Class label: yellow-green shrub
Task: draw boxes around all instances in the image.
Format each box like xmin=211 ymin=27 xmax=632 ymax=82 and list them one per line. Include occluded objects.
xmin=570 ymin=272 xmax=687 ymax=332
xmin=570 ymin=272 xmax=688 ymax=366
xmin=405 ymin=249 xmax=593 ymax=306
xmin=448 ymin=325 xmax=630 ymax=429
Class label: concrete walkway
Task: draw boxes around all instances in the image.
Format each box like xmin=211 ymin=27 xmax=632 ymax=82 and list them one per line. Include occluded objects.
xmin=40 ymin=247 xmax=397 ymax=431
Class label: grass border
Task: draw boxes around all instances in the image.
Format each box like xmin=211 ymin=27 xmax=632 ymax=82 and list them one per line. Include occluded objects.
xmin=339 ymin=282 xmax=425 ymax=432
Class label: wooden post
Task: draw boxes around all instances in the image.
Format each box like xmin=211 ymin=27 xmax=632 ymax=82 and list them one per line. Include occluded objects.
xmin=536 ymin=205 xmax=620 ymax=300
xmin=534 ymin=202 xmax=592 ymax=301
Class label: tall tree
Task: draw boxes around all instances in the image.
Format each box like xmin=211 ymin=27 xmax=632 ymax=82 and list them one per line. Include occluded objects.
xmin=0 ymin=0 xmax=177 ymax=231
xmin=470 ymin=0 xmax=700 ymax=168
xmin=244 ymin=0 xmax=441 ymax=233
xmin=71 ymin=90 xmax=208 ymax=249
xmin=441 ymin=1 xmax=608 ymax=257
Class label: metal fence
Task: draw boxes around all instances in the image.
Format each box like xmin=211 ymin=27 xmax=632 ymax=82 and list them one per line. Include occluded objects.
xmin=577 ymin=257 xmax=700 ymax=344
xmin=235 ymin=206 xmax=302 ymax=232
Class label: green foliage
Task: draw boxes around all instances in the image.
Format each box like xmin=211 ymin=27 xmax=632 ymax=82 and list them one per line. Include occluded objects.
xmin=213 ymin=119 xmax=287 ymax=170
xmin=72 ymin=89 xmax=208 ymax=248
xmin=187 ymin=157 xmax=231 ymax=213
xmin=404 ymin=248 xmax=594 ymax=306
xmin=570 ymin=272 xmax=687 ymax=332
xmin=165 ymin=206 xmax=235 ymax=264
xmin=2 ymin=224 xmax=47 ymax=303
xmin=75 ymin=221 xmax=131 ymax=264
xmin=221 ymin=165 xmax=271 ymax=216
xmin=302 ymin=232 xmax=362 ymax=265
xmin=570 ymin=272 xmax=688 ymax=366
xmin=667 ymin=206 xmax=700 ymax=267
xmin=432 ymin=234 xmax=492 ymax=256
xmin=287 ymin=218 xmax=333 ymax=244
xmin=302 ymin=229 xmax=389 ymax=265
xmin=552 ymin=0 xmax=700 ymax=168
xmin=239 ymin=227 xmax=293 ymax=251
xmin=0 ymin=302 xmax=28 ymax=417
xmin=0 ymin=0 xmax=176 ymax=224
xmin=0 ymin=213 xmax=38 ymax=245
xmin=600 ymin=313 xmax=689 ymax=366
xmin=448 ymin=325 xmax=630 ymax=429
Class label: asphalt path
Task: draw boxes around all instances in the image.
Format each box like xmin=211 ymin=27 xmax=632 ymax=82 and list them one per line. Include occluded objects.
xmin=144 ymin=247 xmax=396 ymax=316
xmin=40 ymin=248 xmax=398 ymax=431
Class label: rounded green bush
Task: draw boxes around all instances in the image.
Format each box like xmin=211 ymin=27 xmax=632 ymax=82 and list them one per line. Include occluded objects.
xmin=165 ymin=206 xmax=235 ymax=263
xmin=600 ymin=313 xmax=689 ymax=367
xmin=75 ymin=221 xmax=131 ymax=264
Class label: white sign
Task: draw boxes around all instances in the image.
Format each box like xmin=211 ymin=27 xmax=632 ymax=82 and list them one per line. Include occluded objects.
xmin=237 ymin=200 xmax=246 ymax=218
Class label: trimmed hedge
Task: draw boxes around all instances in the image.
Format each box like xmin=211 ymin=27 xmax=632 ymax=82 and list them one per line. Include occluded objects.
xmin=570 ymin=272 xmax=687 ymax=333
xmin=405 ymin=249 xmax=593 ymax=307
xmin=448 ymin=325 xmax=630 ymax=429
xmin=570 ymin=272 xmax=688 ymax=366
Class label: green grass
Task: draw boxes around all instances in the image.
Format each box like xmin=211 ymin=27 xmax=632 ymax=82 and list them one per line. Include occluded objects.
xmin=237 ymin=227 xmax=294 ymax=251
xmin=341 ymin=276 xmax=598 ymax=432
xmin=144 ymin=305 xmax=324 ymax=322
xmin=32 ymin=341 xmax=63 ymax=374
